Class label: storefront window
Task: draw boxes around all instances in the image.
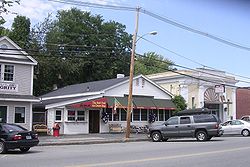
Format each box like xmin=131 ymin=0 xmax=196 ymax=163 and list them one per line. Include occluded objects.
xmin=152 ymin=109 xmax=158 ymax=121
xmin=141 ymin=109 xmax=147 ymax=121
xmin=133 ymin=109 xmax=140 ymax=121
xmin=68 ymin=110 xmax=75 ymax=121
xmin=159 ymin=109 xmax=164 ymax=121
xmin=77 ymin=111 xmax=85 ymax=121
xmin=121 ymin=109 xmax=126 ymax=121
xmin=106 ymin=108 xmax=112 ymax=121
xmin=15 ymin=107 xmax=25 ymax=123
xmin=113 ymin=109 xmax=120 ymax=121
xmin=165 ymin=110 xmax=170 ymax=121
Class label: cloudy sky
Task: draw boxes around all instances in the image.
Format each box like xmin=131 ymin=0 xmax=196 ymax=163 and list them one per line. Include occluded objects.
xmin=3 ymin=0 xmax=250 ymax=86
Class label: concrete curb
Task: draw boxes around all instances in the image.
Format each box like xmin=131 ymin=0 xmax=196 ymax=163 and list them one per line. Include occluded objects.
xmin=38 ymin=138 xmax=150 ymax=146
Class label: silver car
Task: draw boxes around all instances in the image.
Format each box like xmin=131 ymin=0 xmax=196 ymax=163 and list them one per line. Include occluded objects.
xmin=221 ymin=120 xmax=250 ymax=137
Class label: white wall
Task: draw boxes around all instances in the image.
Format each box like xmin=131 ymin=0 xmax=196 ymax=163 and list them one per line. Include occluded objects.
xmin=105 ymin=77 xmax=171 ymax=99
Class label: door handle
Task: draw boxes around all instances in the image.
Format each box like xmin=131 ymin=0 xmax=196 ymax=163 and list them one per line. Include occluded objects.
xmin=187 ymin=125 xmax=191 ymax=127
xmin=175 ymin=126 xmax=178 ymax=128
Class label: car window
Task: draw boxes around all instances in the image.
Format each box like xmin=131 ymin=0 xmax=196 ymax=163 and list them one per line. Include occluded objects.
xmin=193 ymin=114 xmax=217 ymax=123
xmin=231 ymin=120 xmax=243 ymax=125
xmin=2 ymin=124 xmax=27 ymax=132
xmin=242 ymin=117 xmax=250 ymax=121
xmin=222 ymin=121 xmax=232 ymax=126
xmin=166 ymin=117 xmax=178 ymax=125
xmin=180 ymin=117 xmax=191 ymax=124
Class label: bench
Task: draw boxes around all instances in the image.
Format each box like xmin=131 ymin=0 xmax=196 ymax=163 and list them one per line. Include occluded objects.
xmin=33 ymin=124 xmax=48 ymax=133
xmin=109 ymin=123 xmax=124 ymax=133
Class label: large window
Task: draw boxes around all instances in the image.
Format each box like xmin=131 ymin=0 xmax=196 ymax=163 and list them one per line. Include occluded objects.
xmin=113 ymin=109 xmax=120 ymax=121
xmin=141 ymin=109 xmax=148 ymax=121
xmin=133 ymin=109 xmax=140 ymax=121
xmin=15 ymin=107 xmax=25 ymax=123
xmin=3 ymin=65 xmax=14 ymax=81
xmin=67 ymin=110 xmax=85 ymax=121
xmin=106 ymin=108 xmax=112 ymax=121
xmin=121 ymin=109 xmax=127 ymax=121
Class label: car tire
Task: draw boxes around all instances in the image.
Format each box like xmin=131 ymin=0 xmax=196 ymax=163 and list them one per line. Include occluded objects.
xmin=151 ymin=131 xmax=162 ymax=142
xmin=0 ymin=141 xmax=6 ymax=154
xmin=241 ymin=129 xmax=250 ymax=137
xmin=20 ymin=147 xmax=30 ymax=153
xmin=196 ymin=131 xmax=208 ymax=141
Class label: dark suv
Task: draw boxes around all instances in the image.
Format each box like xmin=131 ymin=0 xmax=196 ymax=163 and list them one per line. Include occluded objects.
xmin=149 ymin=114 xmax=222 ymax=142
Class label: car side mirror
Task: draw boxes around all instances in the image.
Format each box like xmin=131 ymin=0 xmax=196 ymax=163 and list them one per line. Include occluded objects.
xmin=165 ymin=123 xmax=169 ymax=126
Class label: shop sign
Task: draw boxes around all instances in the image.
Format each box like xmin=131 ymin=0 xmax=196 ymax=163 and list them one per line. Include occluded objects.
xmin=0 ymin=83 xmax=18 ymax=92
xmin=70 ymin=98 xmax=107 ymax=108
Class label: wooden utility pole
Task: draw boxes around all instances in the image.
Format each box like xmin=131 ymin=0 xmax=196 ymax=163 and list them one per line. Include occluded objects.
xmin=126 ymin=7 xmax=140 ymax=139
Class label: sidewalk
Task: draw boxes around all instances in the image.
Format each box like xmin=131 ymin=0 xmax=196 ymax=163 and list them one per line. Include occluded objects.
xmin=38 ymin=133 xmax=150 ymax=146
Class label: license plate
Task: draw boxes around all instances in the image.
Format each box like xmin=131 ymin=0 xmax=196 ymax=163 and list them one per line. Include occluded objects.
xmin=26 ymin=136 xmax=32 ymax=140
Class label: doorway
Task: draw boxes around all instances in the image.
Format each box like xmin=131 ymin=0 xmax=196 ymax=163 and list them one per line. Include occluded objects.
xmin=0 ymin=106 xmax=7 ymax=123
xmin=89 ymin=110 xmax=100 ymax=133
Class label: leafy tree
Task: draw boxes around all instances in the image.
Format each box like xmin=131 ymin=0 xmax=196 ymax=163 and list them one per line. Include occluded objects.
xmin=0 ymin=0 xmax=20 ymax=25
xmin=31 ymin=8 xmax=132 ymax=96
xmin=134 ymin=52 xmax=175 ymax=75
xmin=172 ymin=95 xmax=187 ymax=113
xmin=9 ymin=15 xmax=30 ymax=48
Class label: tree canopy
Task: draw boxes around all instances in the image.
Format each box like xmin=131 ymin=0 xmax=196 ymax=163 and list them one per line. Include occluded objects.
xmin=30 ymin=8 xmax=132 ymax=95
xmin=172 ymin=95 xmax=187 ymax=113
xmin=134 ymin=52 xmax=175 ymax=75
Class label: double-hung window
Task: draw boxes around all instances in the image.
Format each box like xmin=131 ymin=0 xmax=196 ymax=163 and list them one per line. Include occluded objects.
xmin=15 ymin=107 xmax=25 ymax=123
xmin=67 ymin=110 xmax=85 ymax=121
xmin=55 ymin=110 xmax=62 ymax=121
xmin=0 ymin=64 xmax=14 ymax=82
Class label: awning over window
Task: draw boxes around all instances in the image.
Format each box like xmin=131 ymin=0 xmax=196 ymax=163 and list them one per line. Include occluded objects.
xmin=68 ymin=96 xmax=176 ymax=110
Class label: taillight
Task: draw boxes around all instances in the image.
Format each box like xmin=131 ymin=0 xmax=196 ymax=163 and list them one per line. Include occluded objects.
xmin=214 ymin=124 xmax=219 ymax=129
xmin=12 ymin=134 xmax=22 ymax=140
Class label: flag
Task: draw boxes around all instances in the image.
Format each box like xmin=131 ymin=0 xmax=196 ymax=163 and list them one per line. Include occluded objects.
xmin=113 ymin=97 xmax=122 ymax=114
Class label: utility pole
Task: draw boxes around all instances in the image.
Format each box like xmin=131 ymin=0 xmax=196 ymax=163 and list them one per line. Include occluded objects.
xmin=126 ymin=7 xmax=140 ymax=139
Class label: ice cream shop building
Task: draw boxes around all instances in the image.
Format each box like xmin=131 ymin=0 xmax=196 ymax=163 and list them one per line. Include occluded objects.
xmin=37 ymin=75 xmax=176 ymax=135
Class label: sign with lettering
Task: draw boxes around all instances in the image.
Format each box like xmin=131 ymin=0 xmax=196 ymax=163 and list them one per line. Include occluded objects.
xmin=0 ymin=83 xmax=18 ymax=92
xmin=70 ymin=98 xmax=107 ymax=108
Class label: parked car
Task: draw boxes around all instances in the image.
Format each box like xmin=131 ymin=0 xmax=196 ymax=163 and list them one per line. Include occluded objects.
xmin=241 ymin=116 xmax=250 ymax=122
xmin=0 ymin=123 xmax=39 ymax=154
xmin=221 ymin=120 xmax=250 ymax=137
xmin=149 ymin=114 xmax=222 ymax=142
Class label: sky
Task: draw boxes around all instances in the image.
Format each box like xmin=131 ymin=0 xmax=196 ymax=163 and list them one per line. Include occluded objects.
xmin=2 ymin=0 xmax=250 ymax=86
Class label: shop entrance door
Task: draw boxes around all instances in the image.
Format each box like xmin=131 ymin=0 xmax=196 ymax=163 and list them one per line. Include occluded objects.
xmin=0 ymin=106 xmax=7 ymax=123
xmin=89 ymin=110 xmax=100 ymax=133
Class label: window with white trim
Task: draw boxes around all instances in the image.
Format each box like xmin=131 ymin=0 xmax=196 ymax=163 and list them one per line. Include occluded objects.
xmin=3 ymin=65 xmax=14 ymax=81
xmin=55 ymin=110 xmax=62 ymax=121
xmin=67 ymin=110 xmax=85 ymax=121
xmin=15 ymin=107 xmax=25 ymax=123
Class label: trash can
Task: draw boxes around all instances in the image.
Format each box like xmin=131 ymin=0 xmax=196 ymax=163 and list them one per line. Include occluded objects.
xmin=53 ymin=123 xmax=60 ymax=137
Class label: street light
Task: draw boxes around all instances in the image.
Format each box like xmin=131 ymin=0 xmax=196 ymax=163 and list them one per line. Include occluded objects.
xmin=125 ymin=10 xmax=157 ymax=139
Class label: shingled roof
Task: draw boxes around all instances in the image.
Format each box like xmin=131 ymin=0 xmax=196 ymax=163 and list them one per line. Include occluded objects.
xmin=40 ymin=76 xmax=129 ymax=98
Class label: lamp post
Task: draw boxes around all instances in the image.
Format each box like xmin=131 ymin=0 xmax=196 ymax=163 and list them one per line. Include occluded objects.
xmin=125 ymin=8 xmax=157 ymax=139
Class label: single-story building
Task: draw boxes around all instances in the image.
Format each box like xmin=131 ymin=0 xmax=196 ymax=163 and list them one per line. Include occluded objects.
xmin=35 ymin=74 xmax=176 ymax=135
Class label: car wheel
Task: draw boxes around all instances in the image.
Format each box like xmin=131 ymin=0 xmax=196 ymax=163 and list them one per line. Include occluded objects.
xmin=151 ymin=131 xmax=162 ymax=142
xmin=241 ymin=129 xmax=250 ymax=137
xmin=0 ymin=141 xmax=6 ymax=154
xmin=20 ymin=147 xmax=30 ymax=153
xmin=196 ymin=131 xmax=208 ymax=141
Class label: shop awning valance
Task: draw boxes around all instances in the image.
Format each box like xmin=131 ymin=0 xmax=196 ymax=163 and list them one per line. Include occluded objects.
xmin=68 ymin=96 xmax=176 ymax=110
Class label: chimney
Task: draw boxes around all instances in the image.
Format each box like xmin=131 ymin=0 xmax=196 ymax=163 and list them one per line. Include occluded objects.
xmin=117 ymin=74 xmax=125 ymax=78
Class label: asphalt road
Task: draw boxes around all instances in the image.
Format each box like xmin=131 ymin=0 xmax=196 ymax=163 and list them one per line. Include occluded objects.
xmin=1 ymin=136 xmax=250 ymax=167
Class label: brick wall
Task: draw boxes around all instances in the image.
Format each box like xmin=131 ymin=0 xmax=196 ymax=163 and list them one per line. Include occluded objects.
xmin=236 ymin=87 xmax=250 ymax=119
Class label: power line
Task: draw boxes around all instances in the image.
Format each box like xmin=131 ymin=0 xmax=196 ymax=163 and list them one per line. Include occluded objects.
xmin=140 ymin=37 xmax=250 ymax=81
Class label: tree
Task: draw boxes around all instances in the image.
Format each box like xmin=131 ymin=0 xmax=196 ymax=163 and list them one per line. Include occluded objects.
xmin=172 ymin=95 xmax=187 ymax=113
xmin=134 ymin=52 xmax=175 ymax=75
xmin=9 ymin=15 xmax=30 ymax=48
xmin=0 ymin=0 xmax=20 ymax=25
xmin=31 ymin=8 xmax=132 ymax=96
